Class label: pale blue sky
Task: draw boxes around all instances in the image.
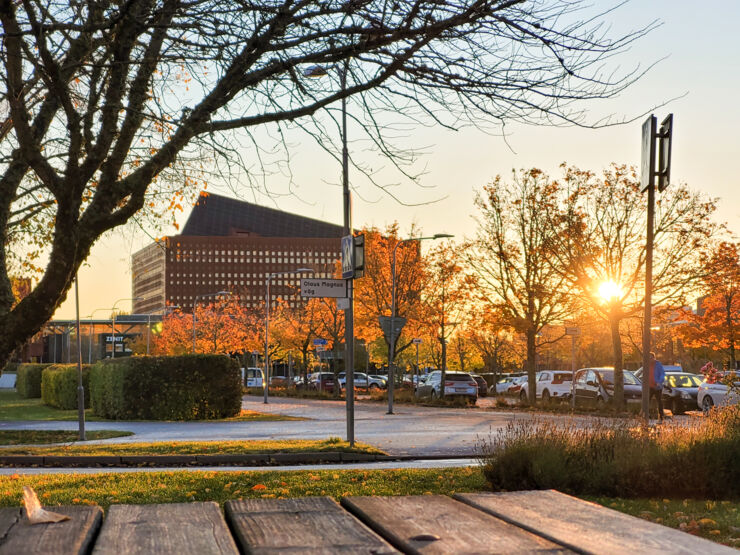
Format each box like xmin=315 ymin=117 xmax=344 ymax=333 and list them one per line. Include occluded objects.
xmin=56 ymin=1 xmax=740 ymax=318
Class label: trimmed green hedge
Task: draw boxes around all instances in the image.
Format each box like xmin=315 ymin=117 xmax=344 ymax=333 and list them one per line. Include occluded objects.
xmin=41 ymin=364 xmax=91 ymax=410
xmin=90 ymin=355 xmax=241 ymax=420
xmin=16 ymin=364 xmax=51 ymax=398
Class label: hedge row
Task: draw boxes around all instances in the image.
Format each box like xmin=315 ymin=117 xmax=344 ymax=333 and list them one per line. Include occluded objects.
xmin=16 ymin=364 xmax=51 ymax=398
xmin=41 ymin=364 xmax=91 ymax=410
xmin=90 ymin=355 xmax=241 ymax=420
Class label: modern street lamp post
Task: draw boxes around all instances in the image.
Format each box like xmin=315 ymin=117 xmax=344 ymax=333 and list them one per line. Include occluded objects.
xmin=111 ymin=297 xmax=141 ymax=359
xmin=387 ymin=234 xmax=453 ymax=414
xmin=264 ymin=269 xmax=314 ymax=404
xmin=192 ymin=292 xmax=229 ymax=354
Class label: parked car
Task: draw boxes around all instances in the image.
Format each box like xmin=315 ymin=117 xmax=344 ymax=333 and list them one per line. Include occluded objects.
xmin=533 ymin=370 xmax=573 ymax=403
xmin=244 ymin=367 xmax=264 ymax=388
xmin=503 ymin=375 xmax=528 ymax=396
xmin=633 ymin=365 xmax=683 ymax=381
xmin=518 ymin=372 xmax=542 ymax=402
xmin=308 ymin=372 xmax=335 ymax=393
xmin=471 ymin=375 xmax=489 ymax=397
xmin=369 ymin=374 xmax=389 ymax=387
xmin=269 ymin=375 xmax=289 ymax=387
xmin=573 ymin=368 xmax=641 ymax=407
xmin=491 ymin=375 xmax=519 ymax=395
xmin=661 ymin=372 xmax=703 ymax=414
xmin=415 ymin=371 xmax=478 ymax=402
xmin=697 ymin=372 xmax=740 ymax=413
xmin=337 ymin=372 xmax=387 ymax=390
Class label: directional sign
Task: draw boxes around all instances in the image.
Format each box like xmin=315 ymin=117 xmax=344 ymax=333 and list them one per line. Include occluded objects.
xmin=313 ymin=338 xmax=328 ymax=346
xmin=565 ymin=327 xmax=581 ymax=337
xmin=412 ymin=338 xmax=423 ymax=344
xmin=301 ymin=278 xmax=348 ymax=298
xmin=640 ymin=115 xmax=656 ymax=193
xmin=341 ymin=235 xmax=354 ymax=279
xmin=337 ymin=297 xmax=350 ymax=311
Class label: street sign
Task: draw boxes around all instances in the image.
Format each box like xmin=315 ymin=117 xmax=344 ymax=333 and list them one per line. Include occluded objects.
xmin=565 ymin=327 xmax=581 ymax=336
xmin=658 ymin=114 xmax=673 ymax=192
xmin=341 ymin=235 xmax=354 ymax=279
xmin=353 ymin=234 xmax=365 ymax=279
xmin=315 ymin=344 xmax=326 ymax=352
xmin=301 ymin=278 xmax=348 ymax=298
xmin=312 ymin=338 xmax=327 ymax=346
xmin=412 ymin=338 xmax=423 ymax=344
xmin=337 ymin=297 xmax=350 ymax=311
xmin=640 ymin=114 xmax=656 ymax=193
xmin=379 ymin=315 xmax=407 ymax=344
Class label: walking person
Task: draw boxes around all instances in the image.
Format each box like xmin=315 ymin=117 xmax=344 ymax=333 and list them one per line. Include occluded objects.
xmin=648 ymin=352 xmax=666 ymax=420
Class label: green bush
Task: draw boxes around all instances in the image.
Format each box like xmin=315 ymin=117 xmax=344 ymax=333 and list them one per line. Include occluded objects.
xmin=479 ymin=404 xmax=740 ymax=499
xmin=41 ymin=364 xmax=91 ymax=409
xmin=90 ymin=355 xmax=241 ymax=420
xmin=16 ymin=364 xmax=51 ymax=398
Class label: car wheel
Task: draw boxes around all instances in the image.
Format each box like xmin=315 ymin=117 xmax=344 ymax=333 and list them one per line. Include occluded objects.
xmin=520 ymin=390 xmax=528 ymax=403
xmin=596 ymin=396 xmax=605 ymax=408
xmin=671 ymin=398 xmax=685 ymax=415
xmin=469 ymin=396 xmax=477 ymax=404
xmin=702 ymin=395 xmax=714 ymax=414
xmin=369 ymin=383 xmax=379 ymax=390
xmin=542 ymin=390 xmax=551 ymax=404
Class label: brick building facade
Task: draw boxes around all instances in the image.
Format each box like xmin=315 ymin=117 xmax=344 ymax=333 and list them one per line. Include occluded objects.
xmin=132 ymin=193 xmax=342 ymax=313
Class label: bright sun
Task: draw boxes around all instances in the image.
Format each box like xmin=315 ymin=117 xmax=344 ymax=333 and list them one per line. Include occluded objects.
xmin=598 ymin=280 xmax=622 ymax=302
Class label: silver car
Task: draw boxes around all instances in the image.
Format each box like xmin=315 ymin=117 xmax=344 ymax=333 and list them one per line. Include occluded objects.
xmin=415 ymin=371 xmax=478 ymax=402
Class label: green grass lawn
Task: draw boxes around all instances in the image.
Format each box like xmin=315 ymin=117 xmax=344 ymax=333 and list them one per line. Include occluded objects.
xmin=587 ymin=496 xmax=740 ymax=548
xmin=0 ymin=438 xmax=382 ymax=456
xmin=0 ymin=390 xmax=301 ymax=422
xmin=0 ymin=430 xmax=133 ymax=445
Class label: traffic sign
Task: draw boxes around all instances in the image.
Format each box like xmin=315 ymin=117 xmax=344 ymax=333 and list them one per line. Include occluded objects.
xmin=313 ymin=338 xmax=328 ymax=346
xmin=379 ymin=315 xmax=407 ymax=344
xmin=565 ymin=327 xmax=581 ymax=336
xmin=640 ymin=115 xmax=656 ymax=193
xmin=341 ymin=235 xmax=354 ymax=279
xmin=337 ymin=297 xmax=350 ymax=311
xmin=412 ymin=338 xmax=423 ymax=344
xmin=301 ymin=278 xmax=348 ymax=298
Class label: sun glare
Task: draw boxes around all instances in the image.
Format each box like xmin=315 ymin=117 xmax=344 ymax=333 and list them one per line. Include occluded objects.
xmin=598 ymin=280 xmax=622 ymax=302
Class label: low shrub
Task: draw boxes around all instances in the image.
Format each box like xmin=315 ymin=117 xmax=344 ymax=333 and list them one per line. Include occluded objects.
xmin=90 ymin=355 xmax=241 ymax=420
xmin=16 ymin=364 xmax=51 ymax=398
xmin=479 ymin=404 xmax=740 ymax=499
xmin=41 ymin=364 xmax=91 ymax=409
xmin=247 ymin=387 xmax=337 ymax=400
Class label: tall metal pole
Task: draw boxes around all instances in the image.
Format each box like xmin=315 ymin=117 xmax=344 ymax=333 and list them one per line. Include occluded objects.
xmin=440 ymin=281 xmax=447 ymax=398
xmin=146 ymin=313 xmax=151 ymax=355
xmin=340 ymin=60 xmax=355 ymax=446
xmin=387 ymin=244 xmax=399 ymax=414
xmin=74 ymin=277 xmax=85 ymax=441
xmin=570 ymin=335 xmax=577 ymax=410
xmin=264 ymin=276 xmax=271 ymax=404
xmin=415 ymin=341 xmax=419 ymax=391
xmin=641 ymin=177 xmax=655 ymax=419
xmin=111 ymin=313 xmax=116 ymax=359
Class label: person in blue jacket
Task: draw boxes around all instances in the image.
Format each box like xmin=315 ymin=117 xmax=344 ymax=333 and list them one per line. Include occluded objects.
xmin=648 ymin=352 xmax=666 ymax=420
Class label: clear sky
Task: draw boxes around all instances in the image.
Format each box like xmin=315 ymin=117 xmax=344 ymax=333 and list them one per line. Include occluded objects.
xmin=54 ymin=1 xmax=740 ymax=319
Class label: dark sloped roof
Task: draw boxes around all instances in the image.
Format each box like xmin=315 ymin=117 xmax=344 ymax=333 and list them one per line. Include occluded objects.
xmin=181 ymin=192 xmax=343 ymax=238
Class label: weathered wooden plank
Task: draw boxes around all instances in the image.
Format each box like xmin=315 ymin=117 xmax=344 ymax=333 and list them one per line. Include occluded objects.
xmin=225 ymin=496 xmax=398 ymax=554
xmin=0 ymin=506 xmax=102 ymax=555
xmin=92 ymin=502 xmax=238 ymax=555
xmin=342 ymin=495 xmax=570 ymax=554
xmin=454 ymin=490 xmax=737 ymax=555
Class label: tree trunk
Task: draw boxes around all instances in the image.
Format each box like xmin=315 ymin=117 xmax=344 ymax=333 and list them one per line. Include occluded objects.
xmin=610 ymin=314 xmax=624 ymax=410
xmin=526 ymin=330 xmax=536 ymax=405
xmin=727 ymin=295 xmax=736 ymax=370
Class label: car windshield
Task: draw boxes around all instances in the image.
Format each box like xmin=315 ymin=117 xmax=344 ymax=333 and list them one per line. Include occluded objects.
xmin=667 ymin=374 xmax=702 ymax=388
xmin=597 ymin=370 xmax=639 ymax=385
xmin=552 ymin=373 xmax=572 ymax=384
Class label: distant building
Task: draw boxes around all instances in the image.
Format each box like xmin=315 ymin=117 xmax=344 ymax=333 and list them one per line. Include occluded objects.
xmin=132 ymin=192 xmax=342 ymax=313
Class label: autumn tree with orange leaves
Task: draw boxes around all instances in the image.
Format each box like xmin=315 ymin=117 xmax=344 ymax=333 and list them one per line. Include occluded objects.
xmin=678 ymin=242 xmax=740 ymax=369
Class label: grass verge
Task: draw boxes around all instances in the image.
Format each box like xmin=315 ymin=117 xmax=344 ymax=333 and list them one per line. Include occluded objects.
xmin=0 ymin=390 xmax=299 ymax=422
xmin=0 ymin=430 xmax=133 ymax=445
xmin=0 ymin=467 xmax=486 ymax=510
xmin=588 ymin=497 xmax=740 ymax=548
xmin=0 ymin=438 xmax=382 ymax=456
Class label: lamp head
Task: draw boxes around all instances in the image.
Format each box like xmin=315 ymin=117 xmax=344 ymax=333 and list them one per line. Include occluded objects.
xmin=433 ymin=233 xmax=454 ymax=240
xmin=303 ymin=65 xmax=328 ymax=78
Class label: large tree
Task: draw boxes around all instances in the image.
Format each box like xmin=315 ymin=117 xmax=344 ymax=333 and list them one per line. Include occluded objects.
xmin=467 ymin=169 xmax=572 ymax=404
xmin=547 ymin=164 xmax=717 ymax=406
xmin=0 ymin=0 xmax=652 ymax=365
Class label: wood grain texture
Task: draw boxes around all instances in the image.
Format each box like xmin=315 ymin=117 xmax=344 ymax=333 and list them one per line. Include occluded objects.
xmin=455 ymin=490 xmax=738 ymax=555
xmin=0 ymin=506 xmax=102 ymax=555
xmin=225 ymin=496 xmax=398 ymax=554
xmin=342 ymin=495 xmax=570 ymax=554
xmin=92 ymin=502 xmax=238 ymax=555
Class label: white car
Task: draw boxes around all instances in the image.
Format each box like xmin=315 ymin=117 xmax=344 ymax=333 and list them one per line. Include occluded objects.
xmin=697 ymin=373 xmax=739 ymax=413
xmin=534 ymin=371 xmax=573 ymax=402
xmin=244 ymin=367 xmax=264 ymax=388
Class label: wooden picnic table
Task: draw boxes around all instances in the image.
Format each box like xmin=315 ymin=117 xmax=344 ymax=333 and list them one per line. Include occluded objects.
xmin=0 ymin=490 xmax=735 ymax=554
